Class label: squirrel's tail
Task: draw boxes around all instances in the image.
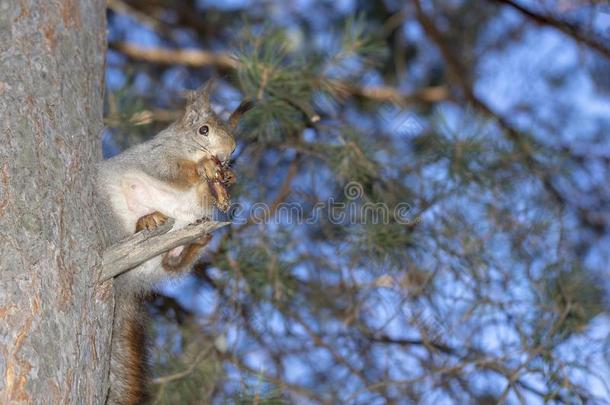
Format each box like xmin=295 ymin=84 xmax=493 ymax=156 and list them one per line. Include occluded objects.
xmin=107 ymin=294 xmax=150 ymax=405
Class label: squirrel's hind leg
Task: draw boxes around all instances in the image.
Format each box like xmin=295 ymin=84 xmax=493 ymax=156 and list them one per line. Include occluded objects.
xmin=161 ymin=234 xmax=212 ymax=272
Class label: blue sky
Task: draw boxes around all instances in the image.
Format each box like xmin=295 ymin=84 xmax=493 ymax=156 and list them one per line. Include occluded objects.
xmin=107 ymin=1 xmax=610 ymax=402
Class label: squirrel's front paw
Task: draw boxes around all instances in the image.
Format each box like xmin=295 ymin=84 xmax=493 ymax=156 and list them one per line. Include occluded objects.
xmin=135 ymin=211 xmax=168 ymax=232
xmin=197 ymin=157 xmax=232 ymax=212
xmin=197 ymin=157 xmax=222 ymax=180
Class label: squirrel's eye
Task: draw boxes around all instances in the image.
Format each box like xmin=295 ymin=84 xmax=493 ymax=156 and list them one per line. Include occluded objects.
xmin=198 ymin=125 xmax=209 ymax=136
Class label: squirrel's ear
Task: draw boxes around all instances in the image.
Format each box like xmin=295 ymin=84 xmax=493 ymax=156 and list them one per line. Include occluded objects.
xmin=200 ymin=78 xmax=216 ymax=101
xmin=183 ymin=79 xmax=216 ymax=125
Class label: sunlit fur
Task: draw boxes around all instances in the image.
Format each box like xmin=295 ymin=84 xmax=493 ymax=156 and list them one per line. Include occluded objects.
xmin=96 ymin=82 xmax=236 ymax=404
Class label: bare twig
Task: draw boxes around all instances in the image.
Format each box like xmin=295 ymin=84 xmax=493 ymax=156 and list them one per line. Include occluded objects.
xmin=107 ymin=0 xmax=166 ymax=33
xmin=337 ymin=81 xmax=448 ymax=105
xmin=152 ymin=346 xmax=214 ymax=385
xmin=109 ymin=42 xmax=239 ymax=70
xmin=101 ymin=219 xmax=230 ymax=281
xmin=218 ymin=349 xmax=329 ymax=404
xmin=488 ymin=0 xmax=610 ymax=59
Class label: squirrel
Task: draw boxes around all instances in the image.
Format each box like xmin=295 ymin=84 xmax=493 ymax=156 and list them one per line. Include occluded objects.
xmin=95 ymin=81 xmax=250 ymax=405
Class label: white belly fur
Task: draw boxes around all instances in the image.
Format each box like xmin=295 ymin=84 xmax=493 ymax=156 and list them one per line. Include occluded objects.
xmin=109 ymin=169 xmax=212 ymax=234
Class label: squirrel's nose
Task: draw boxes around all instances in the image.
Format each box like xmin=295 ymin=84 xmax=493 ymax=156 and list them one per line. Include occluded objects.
xmin=216 ymin=139 xmax=236 ymax=163
xmin=227 ymin=138 xmax=237 ymax=158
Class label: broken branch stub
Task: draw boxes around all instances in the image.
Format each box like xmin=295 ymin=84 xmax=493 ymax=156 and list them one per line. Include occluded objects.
xmin=100 ymin=219 xmax=230 ymax=281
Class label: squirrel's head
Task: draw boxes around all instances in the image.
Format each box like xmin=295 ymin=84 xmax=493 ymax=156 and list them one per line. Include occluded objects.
xmin=175 ymin=80 xmax=243 ymax=164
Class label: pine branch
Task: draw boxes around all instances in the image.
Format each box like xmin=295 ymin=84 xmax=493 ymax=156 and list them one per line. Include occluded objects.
xmin=101 ymin=219 xmax=230 ymax=281
xmin=414 ymin=2 xmax=561 ymax=198
xmin=109 ymin=41 xmax=448 ymax=106
xmin=414 ymin=0 xmax=607 ymax=234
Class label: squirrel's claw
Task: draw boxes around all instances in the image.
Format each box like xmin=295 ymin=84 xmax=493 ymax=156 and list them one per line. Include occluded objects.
xmin=195 ymin=216 xmax=212 ymax=224
xmin=222 ymin=169 xmax=237 ymax=186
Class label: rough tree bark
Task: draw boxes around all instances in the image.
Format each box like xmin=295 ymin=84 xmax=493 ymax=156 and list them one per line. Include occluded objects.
xmin=0 ymin=1 xmax=110 ymax=404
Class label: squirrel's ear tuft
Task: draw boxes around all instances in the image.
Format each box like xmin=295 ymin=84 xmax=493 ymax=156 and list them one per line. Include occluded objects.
xmin=183 ymin=79 xmax=216 ymax=125
xmin=228 ymin=99 xmax=255 ymax=129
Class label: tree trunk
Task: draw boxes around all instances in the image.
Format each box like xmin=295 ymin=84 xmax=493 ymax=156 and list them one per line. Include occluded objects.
xmin=0 ymin=1 xmax=110 ymax=404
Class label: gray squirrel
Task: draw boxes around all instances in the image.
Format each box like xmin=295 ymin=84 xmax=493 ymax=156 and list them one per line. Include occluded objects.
xmin=96 ymin=81 xmax=250 ymax=405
